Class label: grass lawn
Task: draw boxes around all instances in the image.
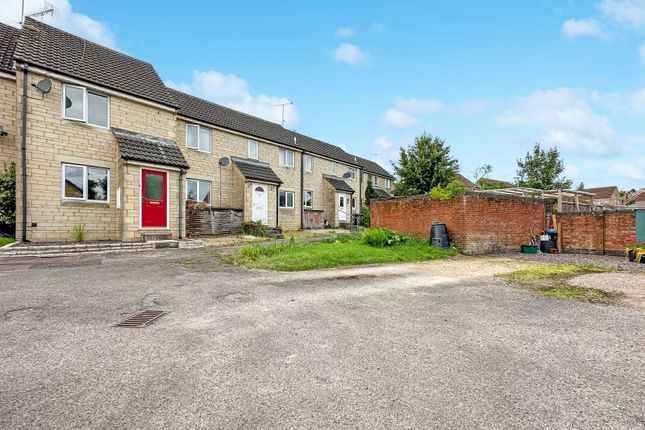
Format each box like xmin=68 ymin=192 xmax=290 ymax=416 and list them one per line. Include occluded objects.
xmin=501 ymin=264 xmax=621 ymax=303
xmin=0 ymin=237 xmax=15 ymax=247
xmin=224 ymin=233 xmax=459 ymax=271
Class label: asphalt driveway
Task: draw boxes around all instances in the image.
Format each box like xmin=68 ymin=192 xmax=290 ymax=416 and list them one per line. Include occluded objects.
xmin=0 ymin=250 xmax=643 ymax=429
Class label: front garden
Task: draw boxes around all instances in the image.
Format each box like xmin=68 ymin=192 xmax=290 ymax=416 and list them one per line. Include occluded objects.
xmin=223 ymin=228 xmax=459 ymax=271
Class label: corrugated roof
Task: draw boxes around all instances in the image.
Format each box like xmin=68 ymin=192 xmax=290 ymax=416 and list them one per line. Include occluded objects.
xmin=112 ymin=128 xmax=189 ymax=169
xmin=323 ymin=175 xmax=355 ymax=193
xmin=582 ymin=186 xmax=619 ymax=200
xmin=0 ymin=22 xmax=19 ymax=74
xmin=231 ymin=156 xmax=283 ymax=184
xmin=14 ymin=18 xmax=176 ymax=107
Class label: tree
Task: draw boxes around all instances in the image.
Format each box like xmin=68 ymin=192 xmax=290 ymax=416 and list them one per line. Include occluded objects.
xmin=514 ymin=143 xmax=573 ymax=190
xmin=472 ymin=164 xmax=492 ymax=184
xmin=392 ymin=133 xmax=459 ymax=196
xmin=576 ymin=181 xmax=585 ymax=191
xmin=364 ymin=180 xmax=380 ymax=206
xmin=0 ymin=162 xmax=16 ymax=235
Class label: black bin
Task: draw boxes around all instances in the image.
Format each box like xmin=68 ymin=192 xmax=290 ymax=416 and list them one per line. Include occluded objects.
xmin=430 ymin=222 xmax=449 ymax=248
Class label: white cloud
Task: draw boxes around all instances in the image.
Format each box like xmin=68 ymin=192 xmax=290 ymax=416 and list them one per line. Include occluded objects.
xmin=606 ymin=158 xmax=645 ymax=180
xmin=598 ymin=0 xmax=645 ymax=28
xmin=331 ymin=43 xmax=369 ymax=67
xmin=640 ymin=43 xmax=645 ymax=61
xmin=0 ymin=0 xmax=116 ymax=48
xmin=562 ymin=18 xmax=606 ymax=38
xmin=393 ymin=97 xmax=444 ymax=114
xmin=496 ymin=88 xmax=617 ymax=156
xmin=166 ymin=70 xmax=300 ymax=128
xmin=381 ymin=109 xmax=418 ymax=129
xmin=336 ymin=26 xmax=355 ymax=37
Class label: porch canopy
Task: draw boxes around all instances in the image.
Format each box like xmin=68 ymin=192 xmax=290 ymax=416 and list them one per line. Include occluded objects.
xmin=231 ymin=156 xmax=283 ymax=184
xmin=112 ymin=128 xmax=189 ymax=169
xmin=323 ymin=175 xmax=354 ymax=194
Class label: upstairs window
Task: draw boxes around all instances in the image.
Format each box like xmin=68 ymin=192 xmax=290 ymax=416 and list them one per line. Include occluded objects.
xmin=303 ymin=190 xmax=313 ymax=208
xmin=303 ymin=154 xmax=313 ymax=172
xmin=279 ymin=148 xmax=294 ymax=167
xmin=330 ymin=161 xmax=336 ymax=175
xmin=279 ymin=190 xmax=295 ymax=208
xmin=186 ymin=124 xmax=211 ymax=152
xmin=374 ymin=177 xmax=379 ymax=186
xmin=248 ymin=140 xmax=259 ymax=159
xmin=186 ymin=179 xmax=211 ymax=205
xmin=62 ymin=163 xmax=109 ymax=202
xmin=385 ymin=179 xmax=391 ymax=188
xmin=63 ymin=84 xmax=109 ymax=128
xmin=347 ymin=167 xmax=357 ymax=180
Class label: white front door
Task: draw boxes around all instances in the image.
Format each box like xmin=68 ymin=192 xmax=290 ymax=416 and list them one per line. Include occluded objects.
xmin=338 ymin=193 xmax=347 ymax=221
xmin=252 ymin=184 xmax=268 ymax=224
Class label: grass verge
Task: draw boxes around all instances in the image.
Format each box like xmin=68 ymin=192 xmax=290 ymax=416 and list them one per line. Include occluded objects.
xmin=0 ymin=237 xmax=16 ymax=247
xmin=501 ymin=264 xmax=622 ymax=304
xmin=223 ymin=233 xmax=459 ymax=271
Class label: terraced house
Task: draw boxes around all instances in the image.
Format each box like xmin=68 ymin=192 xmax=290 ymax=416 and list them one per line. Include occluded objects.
xmin=0 ymin=19 xmax=394 ymax=242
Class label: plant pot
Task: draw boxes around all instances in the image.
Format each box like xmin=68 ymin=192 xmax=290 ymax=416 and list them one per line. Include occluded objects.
xmin=628 ymin=250 xmax=636 ymax=262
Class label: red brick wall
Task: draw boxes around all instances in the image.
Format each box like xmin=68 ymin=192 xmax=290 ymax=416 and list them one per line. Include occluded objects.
xmin=371 ymin=194 xmax=545 ymax=254
xmin=559 ymin=211 xmax=636 ymax=255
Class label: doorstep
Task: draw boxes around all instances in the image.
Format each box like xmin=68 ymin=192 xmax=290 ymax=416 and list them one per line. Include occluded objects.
xmin=0 ymin=239 xmax=204 ymax=257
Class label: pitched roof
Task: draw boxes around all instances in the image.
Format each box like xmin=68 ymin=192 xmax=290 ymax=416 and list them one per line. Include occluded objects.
xmin=455 ymin=173 xmax=475 ymax=188
xmin=231 ymin=156 xmax=283 ymax=184
xmin=476 ymin=178 xmax=513 ymax=189
xmin=581 ymin=186 xmax=619 ymax=200
xmin=375 ymin=188 xmax=391 ymax=199
xmin=323 ymin=175 xmax=355 ymax=193
xmin=168 ymin=88 xmax=296 ymax=148
xmin=0 ymin=22 xmax=19 ymax=74
xmin=14 ymin=18 xmax=176 ymax=108
xmin=168 ymin=88 xmax=364 ymax=167
xmin=354 ymin=155 xmax=394 ymax=179
xmin=112 ymin=128 xmax=189 ymax=169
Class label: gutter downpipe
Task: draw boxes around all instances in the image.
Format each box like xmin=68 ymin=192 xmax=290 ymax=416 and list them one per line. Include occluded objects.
xmin=300 ymin=152 xmax=304 ymax=230
xmin=20 ymin=64 xmax=28 ymax=242
xmin=178 ymin=170 xmax=184 ymax=239
xmin=276 ymin=184 xmax=280 ymax=228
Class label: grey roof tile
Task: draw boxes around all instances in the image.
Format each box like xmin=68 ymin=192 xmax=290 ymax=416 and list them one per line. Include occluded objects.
xmin=323 ymin=175 xmax=355 ymax=193
xmin=354 ymin=155 xmax=394 ymax=179
xmin=231 ymin=156 xmax=283 ymax=184
xmin=375 ymin=188 xmax=391 ymax=199
xmin=112 ymin=128 xmax=189 ymax=169
xmin=0 ymin=22 xmax=19 ymax=74
xmin=14 ymin=18 xmax=176 ymax=107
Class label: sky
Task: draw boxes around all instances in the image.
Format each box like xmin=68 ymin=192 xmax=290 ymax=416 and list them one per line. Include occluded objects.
xmin=2 ymin=0 xmax=645 ymax=190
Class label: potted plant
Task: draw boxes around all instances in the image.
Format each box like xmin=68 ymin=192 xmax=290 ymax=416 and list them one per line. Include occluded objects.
xmin=624 ymin=235 xmax=645 ymax=263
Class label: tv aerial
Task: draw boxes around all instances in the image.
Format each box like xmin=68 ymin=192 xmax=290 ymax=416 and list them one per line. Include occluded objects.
xmin=274 ymin=101 xmax=293 ymax=127
xmin=22 ymin=1 xmax=55 ymax=24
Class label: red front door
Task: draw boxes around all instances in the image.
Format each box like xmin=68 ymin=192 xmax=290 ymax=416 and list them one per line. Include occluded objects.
xmin=142 ymin=169 xmax=167 ymax=228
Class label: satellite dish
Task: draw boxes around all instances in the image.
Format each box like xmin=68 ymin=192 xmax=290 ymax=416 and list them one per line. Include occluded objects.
xmin=342 ymin=172 xmax=352 ymax=179
xmin=218 ymin=157 xmax=230 ymax=166
xmin=33 ymin=78 xmax=52 ymax=94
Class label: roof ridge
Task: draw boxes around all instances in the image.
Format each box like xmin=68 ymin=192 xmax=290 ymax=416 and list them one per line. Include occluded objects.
xmin=21 ymin=17 xmax=155 ymax=66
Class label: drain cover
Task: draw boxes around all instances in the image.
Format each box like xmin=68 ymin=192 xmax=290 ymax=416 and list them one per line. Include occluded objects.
xmin=115 ymin=309 xmax=167 ymax=328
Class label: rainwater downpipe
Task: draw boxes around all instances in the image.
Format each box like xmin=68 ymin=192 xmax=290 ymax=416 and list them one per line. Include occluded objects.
xmin=178 ymin=170 xmax=184 ymax=239
xmin=300 ymin=151 xmax=304 ymax=230
xmin=275 ymin=184 xmax=280 ymax=227
xmin=20 ymin=63 xmax=29 ymax=242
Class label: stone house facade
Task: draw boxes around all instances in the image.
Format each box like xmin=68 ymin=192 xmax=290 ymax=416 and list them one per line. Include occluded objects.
xmin=0 ymin=19 xmax=394 ymax=242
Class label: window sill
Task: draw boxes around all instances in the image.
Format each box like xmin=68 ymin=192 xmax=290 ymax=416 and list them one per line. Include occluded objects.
xmin=187 ymin=147 xmax=212 ymax=154
xmin=279 ymin=207 xmax=295 ymax=210
xmin=62 ymin=118 xmax=110 ymax=131
xmin=61 ymin=200 xmax=110 ymax=208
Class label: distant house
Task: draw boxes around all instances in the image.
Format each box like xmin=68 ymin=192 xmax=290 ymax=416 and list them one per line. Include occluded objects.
xmin=476 ymin=178 xmax=513 ymax=190
xmin=629 ymin=189 xmax=645 ymax=208
xmin=455 ymin=173 xmax=475 ymax=189
xmin=581 ymin=186 xmax=620 ymax=207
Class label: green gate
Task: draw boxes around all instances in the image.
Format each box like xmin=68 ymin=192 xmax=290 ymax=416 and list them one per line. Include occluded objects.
xmin=637 ymin=210 xmax=645 ymax=242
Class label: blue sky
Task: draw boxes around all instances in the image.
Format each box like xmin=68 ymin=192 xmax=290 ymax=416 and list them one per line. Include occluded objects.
xmin=3 ymin=0 xmax=645 ymax=189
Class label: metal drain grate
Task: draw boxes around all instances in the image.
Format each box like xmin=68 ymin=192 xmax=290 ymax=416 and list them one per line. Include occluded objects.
xmin=115 ymin=310 xmax=167 ymax=328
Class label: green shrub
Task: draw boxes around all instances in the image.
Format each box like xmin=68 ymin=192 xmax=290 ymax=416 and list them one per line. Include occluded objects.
xmin=241 ymin=221 xmax=266 ymax=237
xmin=325 ymin=231 xmax=362 ymax=244
xmin=429 ymin=179 xmax=467 ymax=200
xmin=361 ymin=227 xmax=411 ymax=247
xmin=359 ymin=205 xmax=371 ymax=227
xmin=71 ymin=224 xmax=88 ymax=243
xmin=0 ymin=163 xmax=16 ymax=236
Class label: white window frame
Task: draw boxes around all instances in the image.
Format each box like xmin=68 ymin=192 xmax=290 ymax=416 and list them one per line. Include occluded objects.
xmin=303 ymin=154 xmax=313 ymax=173
xmin=61 ymin=163 xmax=110 ymax=203
xmin=303 ymin=190 xmax=313 ymax=208
xmin=330 ymin=161 xmax=336 ymax=175
xmin=347 ymin=167 xmax=357 ymax=181
xmin=248 ymin=140 xmax=259 ymax=159
xmin=185 ymin=124 xmax=211 ymax=153
xmin=279 ymin=190 xmax=295 ymax=209
xmin=279 ymin=148 xmax=295 ymax=168
xmin=374 ymin=176 xmax=379 ymax=186
xmin=62 ymin=84 xmax=110 ymax=129
xmin=186 ymin=178 xmax=212 ymax=205
xmin=385 ymin=179 xmax=391 ymax=188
